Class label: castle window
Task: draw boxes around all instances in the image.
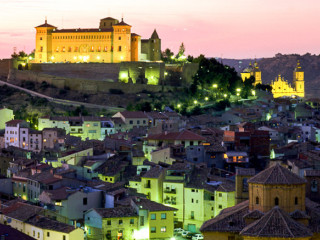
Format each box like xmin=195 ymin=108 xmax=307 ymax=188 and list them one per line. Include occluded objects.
xmin=118 ymin=46 xmax=122 ymax=52
xmin=295 ymin=197 xmax=298 ymax=205
xmin=255 ymin=196 xmax=259 ymax=205
xmin=311 ymin=180 xmax=318 ymax=192
xmin=119 ymin=36 xmax=121 ymax=40
xmin=275 ymin=197 xmax=279 ymax=206
xmin=104 ymin=46 xmax=107 ymax=52
xmin=40 ymin=37 xmax=42 ymax=40
xmin=40 ymin=46 xmax=43 ymax=52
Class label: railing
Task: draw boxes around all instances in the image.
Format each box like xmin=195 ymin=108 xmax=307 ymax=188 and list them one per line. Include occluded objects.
xmin=164 ymin=188 xmax=176 ymax=194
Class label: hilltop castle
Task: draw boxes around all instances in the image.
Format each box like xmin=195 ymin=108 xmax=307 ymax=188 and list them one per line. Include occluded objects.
xmin=34 ymin=17 xmax=161 ymax=63
xmin=241 ymin=61 xmax=305 ymax=98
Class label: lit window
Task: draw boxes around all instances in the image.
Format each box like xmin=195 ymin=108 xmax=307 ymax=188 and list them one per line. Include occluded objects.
xmin=161 ymin=227 xmax=166 ymax=232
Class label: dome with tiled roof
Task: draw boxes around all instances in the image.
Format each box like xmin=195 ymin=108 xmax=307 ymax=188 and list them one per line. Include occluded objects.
xmin=247 ymin=163 xmax=306 ymax=185
xmin=240 ymin=207 xmax=313 ymax=238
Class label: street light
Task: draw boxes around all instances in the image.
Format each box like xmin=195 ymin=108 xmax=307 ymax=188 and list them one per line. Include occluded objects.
xmin=194 ymin=100 xmax=198 ymax=105
xmin=236 ymin=88 xmax=241 ymax=92
xmin=252 ymin=90 xmax=256 ymax=96
xmin=205 ymin=97 xmax=209 ymax=101
xmin=177 ymin=104 xmax=181 ymax=108
xmin=224 ymin=94 xmax=227 ymax=98
xmin=213 ymin=84 xmax=218 ymax=88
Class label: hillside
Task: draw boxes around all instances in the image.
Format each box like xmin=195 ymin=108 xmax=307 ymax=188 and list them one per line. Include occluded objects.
xmin=223 ymin=53 xmax=320 ymax=98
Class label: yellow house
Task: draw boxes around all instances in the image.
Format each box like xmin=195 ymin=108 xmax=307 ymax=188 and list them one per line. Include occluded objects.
xmin=0 ymin=108 xmax=14 ymax=130
xmin=0 ymin=202 xmax=84 ymax=240
xmin=214 ymin=185 xmax=236 ymax=216
xmin=112 ymin=111 xmax=149 ymax=132
xmin=131 ymin=197 xmax=177 ymax=240
xmin=85 ymin=207 xmax=138 ymax=240
xmin=139 ymin=166 xmax=165 ymax=203
xmin=45 ymin=148 xmax=93 ymax=168
xmin=38 ymin=116 xmax=70 ymax=133
xmin=200 ymin=164 xmax=317 ymax=240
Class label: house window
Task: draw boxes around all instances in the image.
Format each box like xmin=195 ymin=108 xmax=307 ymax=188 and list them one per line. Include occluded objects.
xmin=119 ymin=220 xmax=123 ymax=225
xmin=107 ymin=220 xmax=111 ymax=225
xmin=130 ymin=219 xmax=134 ymax=225
xmin=63 ymin=236 xmax=66 ymax=240
xmin=295 ymin=197 xmax=298 ymax=205
xmin=161 ymin=213 xmax=166 ymax=219
xmin=151 ymin=227 xmax=156 ymax=233
xmin=161 ymin=227 xmax=166 ymax=232
xmin=140 ymin=216 xmax=144 ymax=226
xmin=38 ymin=232 xmax=40 ymax=238
xmin=219 ymin=205 xmax=222 ymax=209
xmin=137 ymin=120 xmax=140 ymax=124
xmin=190 ymin=141 xmax=194 ymax=146
xmin=119 ymin=36 xmax=121 ymax=40
xmin=129 ymin=120 xmax=133 ymax=124
xmin=191 ymin=198 xmax=194 ymax=203
xmin=143 ymin=120 xmax=146 ymax=124
xmin=151 ymin=214 xmax=156 ymax=220
xmin=256 ymin=197 xmax=259 ymax=205
xmin=47 ymin=232 xmax=50 ymax=237
xmin=311 ymin=180 xmax=318 ymax=192
xmin=275 ymin=197 xmax=279 ymax=206
xmin=219 ymin=193 xmax=222 ymax=197
xmin=83 ymin=198 xmax=87 ymax=205
xmin=118 ymin=46 xmax=122 ymax=51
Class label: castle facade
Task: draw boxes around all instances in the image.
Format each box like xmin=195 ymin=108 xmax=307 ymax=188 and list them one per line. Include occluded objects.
xmin=34 ymin=17 xmax=161 ymax=63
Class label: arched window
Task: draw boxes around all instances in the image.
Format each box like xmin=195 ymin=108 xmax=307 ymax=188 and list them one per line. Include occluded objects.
xmin=275 ymin=197 xmax=279 ymax=206
xmin=255 ymin=196 xmax=259 ymax=205
xmin=295 ymin=197 xmax=298 ymax=205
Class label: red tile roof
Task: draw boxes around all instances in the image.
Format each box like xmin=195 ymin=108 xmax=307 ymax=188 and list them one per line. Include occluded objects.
xmin=5 ymin=120 xmax=24 ymax=126
xmin=146 ymin=130 xmax=206 ymax=141
xmin=119 ymin=111 xmax=148 ymax=119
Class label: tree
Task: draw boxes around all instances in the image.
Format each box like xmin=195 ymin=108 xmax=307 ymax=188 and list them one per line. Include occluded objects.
xmin=161 ymin=48 xmax=174 ymax=63
xmin=177 ymin=42 xmax=186 ymax=58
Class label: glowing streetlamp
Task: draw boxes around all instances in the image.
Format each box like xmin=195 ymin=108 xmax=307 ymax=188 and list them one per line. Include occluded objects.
xmin=194 ymin=100 xmax=198 ymax=105
xmin=252 ymin=90 xmax=256 ymax=96
xmin=236 ymin=88 xmax=241 ymax=92
xmin=205 ymin=97 xmax=209 ymax=101
xmin=224 ymin=94 xmax=227 ymax=98
xmin=177 ymin=104 xmax=181 ymax=108
xmin=213 ymin=84 xmax=218 ymax=88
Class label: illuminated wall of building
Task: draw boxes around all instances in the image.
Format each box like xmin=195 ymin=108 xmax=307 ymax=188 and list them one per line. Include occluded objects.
xmin=35 ymin=17 xmax=160 ymax=64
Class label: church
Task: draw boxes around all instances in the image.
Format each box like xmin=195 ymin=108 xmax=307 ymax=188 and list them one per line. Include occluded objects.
xmin=34 ymin=17 xmax=161 ymax=63
xmin=241 ymin=61 xmax=305 ymax=98
xmin=200 ymin=164 xmax=320 ymax=240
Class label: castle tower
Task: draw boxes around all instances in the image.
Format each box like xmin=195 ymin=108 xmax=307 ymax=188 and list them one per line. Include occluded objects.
xmin=149 ymin=29 xmax=161 ymax=61
xmin=99 ymin=17 xmax=119 ymax=28
xmin=293 ymin=60 xmax=305 ymax=98
xmin=34 ymin=19 xmax=56 ymax=63
xmin=112 ymin=18 xmax=132 ymax=63
xmin=131 ymin=33 xmax=141 ymax=62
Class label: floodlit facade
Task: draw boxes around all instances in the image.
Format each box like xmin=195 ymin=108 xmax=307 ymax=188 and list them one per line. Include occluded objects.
xmin=0 ymin=108 xmax=14 ymax=130
xmin=241 ymin=61 xmax=262 ymax=86
xmin=34 ymin=17 xmax=161 ymax=63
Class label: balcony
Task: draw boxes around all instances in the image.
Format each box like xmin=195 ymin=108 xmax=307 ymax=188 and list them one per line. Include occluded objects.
xmin=164 ymin=188 xmax=176 ymax=194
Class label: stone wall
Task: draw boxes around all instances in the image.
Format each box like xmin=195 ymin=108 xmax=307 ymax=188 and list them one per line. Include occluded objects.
xmin=0 ymin=59 xmax=11 ymax=78
xmin=8 ymin=69 xmax=173 ymax=94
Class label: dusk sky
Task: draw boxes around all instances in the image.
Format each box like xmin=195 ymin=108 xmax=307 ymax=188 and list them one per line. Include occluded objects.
xmin=1 ymin=0 xmax=320 ymax=59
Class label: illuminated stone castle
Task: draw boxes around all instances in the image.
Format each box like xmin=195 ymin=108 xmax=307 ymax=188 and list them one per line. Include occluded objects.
xmin=241 ymin=61 xmax=262 ymax=86
xmin=241 ymin=61 xmax=305 ymax=98
xmin=34 ymin=17 xmax=161 ymax=63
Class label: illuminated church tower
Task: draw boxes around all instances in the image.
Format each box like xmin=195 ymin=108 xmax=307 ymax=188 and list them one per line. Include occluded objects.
xmin=240 ymin=60 xmax=262 ymax=86
xmin=293 ymin=60 xmax=305 ymax=98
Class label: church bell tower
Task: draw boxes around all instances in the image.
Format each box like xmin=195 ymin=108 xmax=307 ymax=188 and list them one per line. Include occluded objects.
xmin=293 ymin=60 xmax=305 ymax=98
